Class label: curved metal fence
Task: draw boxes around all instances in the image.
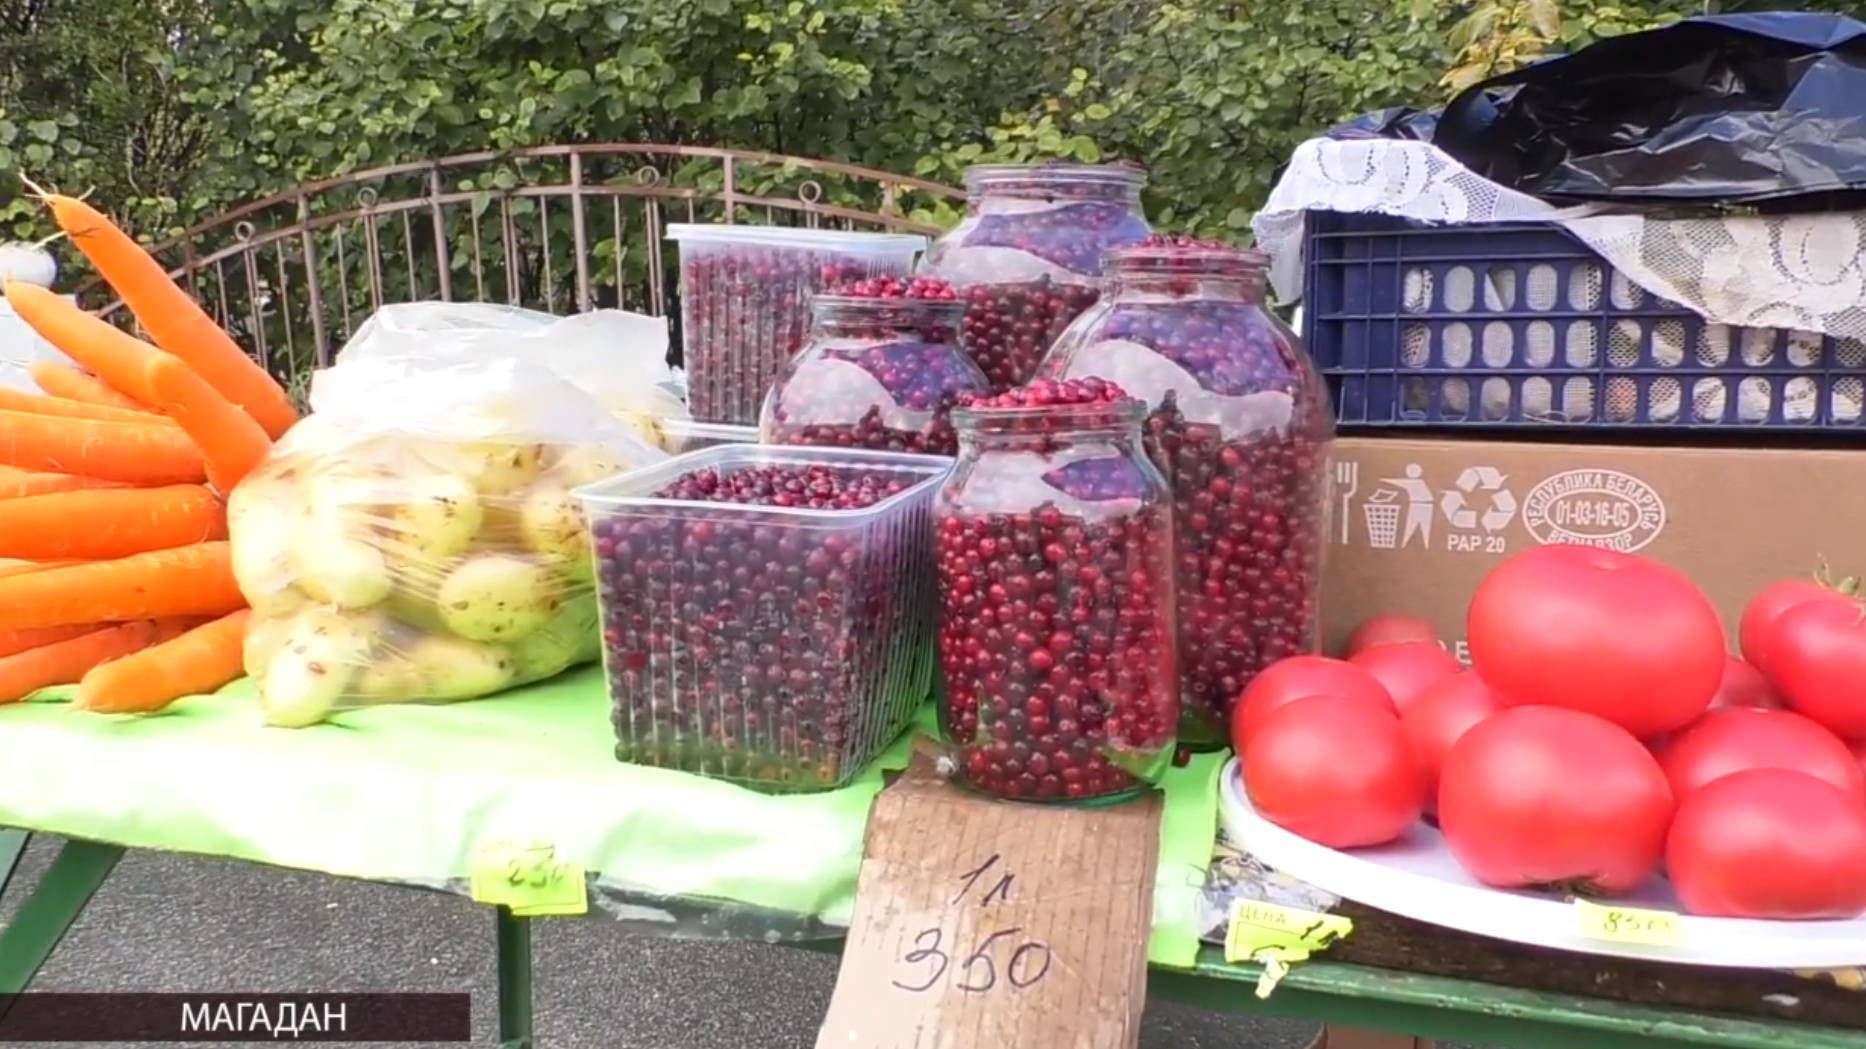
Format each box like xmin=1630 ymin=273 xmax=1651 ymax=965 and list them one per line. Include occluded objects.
xmin=84 ymin=145 xmax=963 ymax=394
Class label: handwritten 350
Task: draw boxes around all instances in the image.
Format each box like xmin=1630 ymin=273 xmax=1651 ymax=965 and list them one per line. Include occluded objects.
xmin=892 ymin=854 xmax=1054 ymax=995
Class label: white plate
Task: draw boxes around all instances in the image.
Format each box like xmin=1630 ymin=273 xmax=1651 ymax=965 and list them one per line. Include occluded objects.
xmin=1218 ymin=757 xmax=1866 ymax=968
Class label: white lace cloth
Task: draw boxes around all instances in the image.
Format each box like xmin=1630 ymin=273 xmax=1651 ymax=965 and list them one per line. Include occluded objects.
xmin=1254 ymin=138 xmax=1866 ymax=341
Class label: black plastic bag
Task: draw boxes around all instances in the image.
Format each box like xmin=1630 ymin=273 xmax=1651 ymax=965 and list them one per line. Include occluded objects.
xmin=1428 ymin=12 xmax=1866 ymax=208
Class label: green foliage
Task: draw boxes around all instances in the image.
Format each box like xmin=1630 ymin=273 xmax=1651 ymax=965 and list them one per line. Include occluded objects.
xmin=4 ymin=0 xmax=1865 ymax=251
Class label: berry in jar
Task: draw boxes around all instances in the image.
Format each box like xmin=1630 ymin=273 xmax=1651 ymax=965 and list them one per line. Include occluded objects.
xmin=761 ymin=276 xmax=988 ymax=455
xmin=669 ymin=225 xmax=927 ymax=424
xmin=920 ymin=164 xmax=1151 ymax=393
xmin=935 ymin=378 xmax=1179 ymax=802
xmin=1039 ymin=235 xmax=1333 ymax=747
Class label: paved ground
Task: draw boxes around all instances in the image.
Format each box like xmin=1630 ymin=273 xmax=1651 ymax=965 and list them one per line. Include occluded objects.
xmin=3 ymin=836 xmax=1332 ymax=1048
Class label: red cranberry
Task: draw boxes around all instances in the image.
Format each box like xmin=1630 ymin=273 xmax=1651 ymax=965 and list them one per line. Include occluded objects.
xmin=922 ymin=164 xmax=1151 ymax=393
xmin=595 ymin=461 xmax=931 ymax=790
xmin=1041 ymin=239 xmax=1334 ymax=744
xmin=678 ymin=240 xmax=915 ymax=424
xmin=935 ymin=389 xmax=1177 ymax=802
xmin=762 ymin=287 xmax=987 ymax=455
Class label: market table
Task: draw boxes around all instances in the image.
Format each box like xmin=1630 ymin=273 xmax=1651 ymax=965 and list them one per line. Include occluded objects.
xmin=1 ymin=671 xmax=1862 ymax=1049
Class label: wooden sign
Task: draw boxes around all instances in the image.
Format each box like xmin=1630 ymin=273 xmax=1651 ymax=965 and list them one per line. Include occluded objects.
xmin=815 ymin=749 xmax=1163 ymax=1049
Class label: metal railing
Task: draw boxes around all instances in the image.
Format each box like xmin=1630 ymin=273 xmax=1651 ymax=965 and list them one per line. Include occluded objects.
xmin=83 ymin=145 xmax=964 ymax=392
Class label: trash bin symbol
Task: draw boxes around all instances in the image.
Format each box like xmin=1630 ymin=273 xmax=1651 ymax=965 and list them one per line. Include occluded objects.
xmin=1364 ymin=489 xmax=1402 ymax=549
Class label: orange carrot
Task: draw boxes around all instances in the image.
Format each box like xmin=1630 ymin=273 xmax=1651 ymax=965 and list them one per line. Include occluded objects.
xmin=5 ymin=282 xmax=164 ymax=404
xmin=0 ymin=466 xmax=128 ymax=499
xmin=38 ymin=196 xmax=299 ymax=439
xmin=0 ymin=385 xmax=166 ymax=425
xmin=0 ymin=485 xmax=226 ymax=560
xmin=27 ymin=361 xmax=153 ymax=413
xmin=0 ymin=542 xmax=243 ymax=630
xmin=76 ymin=609 xmax=250 ymax=713
xmin=0 ymin=559 xmax=77 ymax=581
xmin=0 ymin=408 xmax=206 ymax=485
xmin=140 ymin=352 xmax=273 ymax=494
xmin=0 ymin=620 xmax=173 ymax=703
xmin=0 ymin=623 xmax=98 ymax=659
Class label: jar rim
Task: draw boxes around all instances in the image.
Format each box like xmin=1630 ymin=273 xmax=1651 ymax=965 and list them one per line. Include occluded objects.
xmin=810 ymin=294 xmax=966 ymax=318
xmin=952 ymin=397 xmax=1149 ymax=430
xmin=963 ymin=162 xmax=1148 ymax=191
xmin=1105 ymin=242 xmax=1269 ymax=274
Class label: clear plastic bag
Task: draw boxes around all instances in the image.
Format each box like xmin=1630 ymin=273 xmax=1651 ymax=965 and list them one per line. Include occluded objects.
xmin=230 ymin=333 xmax=668 ymax=728
xmin=336 ymin=301 xmax=689 ymax=446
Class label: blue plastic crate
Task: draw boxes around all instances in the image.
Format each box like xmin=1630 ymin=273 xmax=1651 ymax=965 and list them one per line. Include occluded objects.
xmin=1301 ymin=211 xmax=1866 ymax=430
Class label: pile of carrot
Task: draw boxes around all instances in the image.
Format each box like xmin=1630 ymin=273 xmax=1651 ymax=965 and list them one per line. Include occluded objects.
xmin=0 ymin=183 xmax=300 ymax=713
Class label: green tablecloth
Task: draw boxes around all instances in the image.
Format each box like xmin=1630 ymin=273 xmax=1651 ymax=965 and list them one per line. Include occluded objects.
xmin=0 ymin=669 xmax=1221 ymax=966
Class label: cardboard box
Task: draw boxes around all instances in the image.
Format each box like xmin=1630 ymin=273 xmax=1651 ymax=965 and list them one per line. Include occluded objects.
xmin=1321 ymin=436 xmax=1866 ymax=662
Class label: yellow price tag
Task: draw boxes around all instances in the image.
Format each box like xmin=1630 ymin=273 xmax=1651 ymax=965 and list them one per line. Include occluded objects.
xmin=1224 ymin=900 xmax=1353 ymax=964
xmin=1575 ymin=899 xmax=1681 ymax=947
xmin=469 ymin=840 xmax=589 ymax=917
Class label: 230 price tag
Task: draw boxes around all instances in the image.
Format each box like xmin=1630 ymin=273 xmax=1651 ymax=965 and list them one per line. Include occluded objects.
xmin=1574 ymin=899 xmax=1681 ymax=947
xmin=469 ymin=840 xmax=588 ymax=917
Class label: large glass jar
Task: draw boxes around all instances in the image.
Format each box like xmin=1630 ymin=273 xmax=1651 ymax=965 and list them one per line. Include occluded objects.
xmin=760 ymin=278 xmax=988 ymax=456
xmin=1039 ymin=237 xmax=1334 ymax=746
xmin=920 ymin=164 xmax=1152 ymax=393
xmin=934 ymin=378 xmax=1178 ymax=803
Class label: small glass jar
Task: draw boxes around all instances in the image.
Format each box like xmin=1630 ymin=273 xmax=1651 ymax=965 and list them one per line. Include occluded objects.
xmin=920 ymin=164 xmax=1152 ymax=393
xmin=934 ymin=384 xmax=1178 ymax=803
xmin=1039 ymin=238 xmax=1334 ymax=746
xmin=760 ymin=292 xmax=988 ymax=456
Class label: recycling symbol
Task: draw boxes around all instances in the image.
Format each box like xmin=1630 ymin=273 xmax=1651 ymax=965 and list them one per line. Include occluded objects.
xmin=1440 ymin=466 xmax=1517 ymax=533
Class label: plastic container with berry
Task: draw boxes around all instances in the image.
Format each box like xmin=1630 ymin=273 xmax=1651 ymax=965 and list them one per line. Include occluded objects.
xmin=578 ymin=445 xmax=951 ymax=792
xmin=668 ymin=225 xmax=928 ymax=425
xmin=1038 ymin=235 xmax=1334 ymax=747
xmin=760 ymin=275 xmax=989 ymax=456
xmin=918 ymin=164 xmax=1151 ymax=393
xmin=934 ymin=378 xmax=1179 ymax=803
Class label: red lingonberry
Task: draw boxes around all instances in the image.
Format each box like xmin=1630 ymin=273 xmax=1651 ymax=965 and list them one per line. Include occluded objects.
xmin=597 ymin=462 xmax=928 ymax=790
xmin=936 ymin=398 xmax=1178 ymax=802
xmin=1040 ymin=237 xmax=1333 ymax=744
xmin=762 ymin=293 xmax=987 ymax=455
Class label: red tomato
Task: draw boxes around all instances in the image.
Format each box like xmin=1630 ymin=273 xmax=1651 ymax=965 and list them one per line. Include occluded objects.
xmin=1230 ymin=655 xmax=1395 ymax=750
xmin=1347 ymin=641 xmax=1460 ymax=717
xmin=1399 ymin=671 xmax=1502 ymax=814
xmin=1667 ymin=769 xmax=1866 ymax=920
xmin=1739 ymin=578 xmax=1845 ymax=676
xmin=1467 ymin=545 xmax=1723 ymax=739
xmin=1854 ymin=739 xmax=1866 ymax=778
xmin=1709 ymin=655 xmax=1781 ymax=710
xmin=1768 ymin=598 xmax=1866 ymax=740
xmin=1656 ymin=708 xmax=1865 ymax=803
xmin=1438 ymin=706 xmax=1672 ymax=893
xmin=1344 ymin=615 xmax=1437 ymax=658
xmin=1242 ymin=694 xmax=1425 ymax=849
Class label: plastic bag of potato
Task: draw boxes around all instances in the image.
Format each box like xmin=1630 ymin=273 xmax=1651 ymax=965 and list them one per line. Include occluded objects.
xmin=335 ymin=301 xmax=688 ymax=446
xmin=230 ymin=348 xmax=666 ymax=727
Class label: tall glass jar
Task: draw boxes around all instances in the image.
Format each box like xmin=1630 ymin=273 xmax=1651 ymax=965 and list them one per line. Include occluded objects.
xmin=920 ymin=164 xmax=1152 ymax=393
xmin=1039 ymin=237 xmax=1334 ymax=747
xmin=760 ymin=281 xmax=988 ymax=456
xmin=934 ymin=379 xmax=1178 ymax=803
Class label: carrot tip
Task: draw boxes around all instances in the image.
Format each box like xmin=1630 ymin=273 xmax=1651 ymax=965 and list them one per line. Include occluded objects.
xmin=16 ymin=172 xmax=52 ymax=199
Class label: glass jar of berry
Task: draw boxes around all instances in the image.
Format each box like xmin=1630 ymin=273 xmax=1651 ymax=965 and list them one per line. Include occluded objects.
xmin=920 ymin=164 xmax=1151 ymax=393
xmin=1039 ymin=236 xmax=1333 ymax=747
xmin=934 ymin=378 xmax=1178 ymax=803
xmin=760 ymin=276 xmax=988 ymax=456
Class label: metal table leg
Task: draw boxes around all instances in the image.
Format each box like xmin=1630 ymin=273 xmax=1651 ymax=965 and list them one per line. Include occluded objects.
xmin=497 ymin=908 xmax=533 ymax=1049
xmin=0 ymin=839 xmax=123 ymax=994
xmin=0 ymin=830 xmax=26 ymax=900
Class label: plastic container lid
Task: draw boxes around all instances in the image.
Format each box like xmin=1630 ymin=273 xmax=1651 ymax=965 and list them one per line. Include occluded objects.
xmin=665 ymin=223 xmax=927 ymax=255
